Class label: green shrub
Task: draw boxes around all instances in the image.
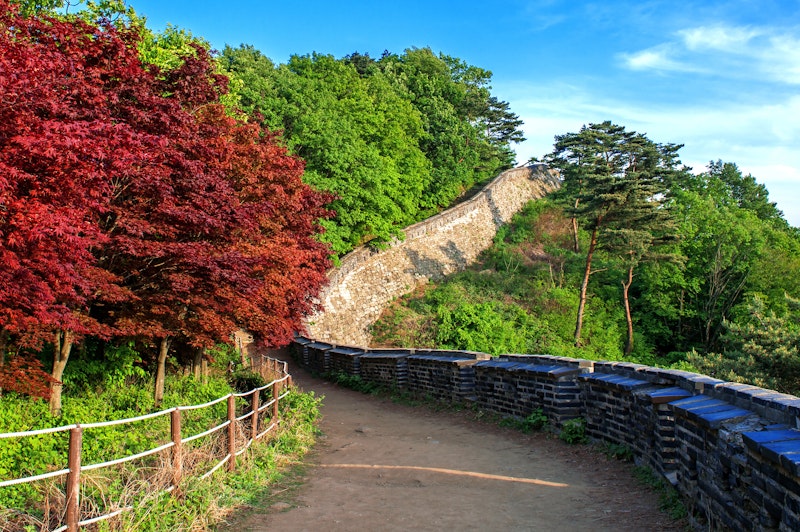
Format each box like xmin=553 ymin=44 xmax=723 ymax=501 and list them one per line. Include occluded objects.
xmin=601 ymin=442 xmax=634 ymax=461
xmin=633 ymin=466 xmax=687 ymax=520
xmin=229 ymin=369 xmax=267 ymax=394
xmin=559 ymin=418 xmax=589 ymax=444
xmin=328 ymin=372 xmax=383 ymax=394
xmin=499 ymin=409 xmax=548 ymax=433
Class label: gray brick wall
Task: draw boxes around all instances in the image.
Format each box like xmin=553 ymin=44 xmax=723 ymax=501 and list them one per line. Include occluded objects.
xmin=292 ymin=336 xmax=800 ymax=530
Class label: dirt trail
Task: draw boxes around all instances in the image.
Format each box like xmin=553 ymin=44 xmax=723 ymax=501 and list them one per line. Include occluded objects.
xmin=230 ymin=357 xmax=684 ymax=531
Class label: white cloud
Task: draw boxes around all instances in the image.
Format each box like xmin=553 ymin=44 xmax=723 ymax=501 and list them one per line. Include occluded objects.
xmin=620 ymin=23 xmax=800 ymax=85
xmin=620 ymin=44 xmax=702 ymax=73
xmin=678 ymin=25 xmax=762 ymax=53
xmin=506 ymin=83 xmax=800 ymax=226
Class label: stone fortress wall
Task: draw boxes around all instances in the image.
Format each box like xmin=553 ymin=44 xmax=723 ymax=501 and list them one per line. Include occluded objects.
xmin=304 ymin=164 xmax=561 ymax=346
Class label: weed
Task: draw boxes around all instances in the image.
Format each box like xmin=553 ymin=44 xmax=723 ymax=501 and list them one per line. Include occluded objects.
xmin=601 ymin=442 xmax=634 ymax=461
xmin=327 ymin=372 xmax=384 ymax=395
xmin=559 ymin=418 xmax=589 ymax=444
xmin=498 ymin=409 xmax=548 ymax=433
xmin=633 ymin=466 xmax=688 ymax=520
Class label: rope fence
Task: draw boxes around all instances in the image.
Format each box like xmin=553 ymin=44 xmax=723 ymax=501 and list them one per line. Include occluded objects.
xmin=0 ymin=355 xmax=292 ymax=532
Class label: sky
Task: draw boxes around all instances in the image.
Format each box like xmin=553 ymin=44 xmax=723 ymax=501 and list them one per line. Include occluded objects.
xmin=111 ymin=0 xmax=800 ymax=226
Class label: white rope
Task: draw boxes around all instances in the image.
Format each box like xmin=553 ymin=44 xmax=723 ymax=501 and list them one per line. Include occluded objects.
xmin=181 ymin=420 xmax=230 ymax=444
xmin=199 ymin=455 xmax=230 ymax=480
xmin=81 ymin=442 xmax=174 ymax=471
xmin=77 ymin=506 xmax=133 ymax=526
xmin=0 ymin=467 xmax=70 ymax=487
xmin=0 ymin=424 xmax=77 ymax=439
xmin=82 ymin=408 xmax=174 ymax=429
xmin=255 ymin=421 xmax=278 ymax=440
xmin=178 ymin=393 xmax=231 ymax=411
xmin=234 ymin=438 xmax=254 ymax=456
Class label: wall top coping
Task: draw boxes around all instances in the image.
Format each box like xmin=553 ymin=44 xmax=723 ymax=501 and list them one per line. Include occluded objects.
xmin=743 ymin=429 xmax=800 ymax=477
xmin=580 ymin=372 xmax=653 ymax=391
xmin=645 ymin=387 xmax=693 ymax=404
xmin=329 ymin=347 xmax=365 ymax=355
xmin=293 ymin=337 xmax=800 ymax=426
xmin=360 ymin=350 xmax=409 ymax=360
xmin=671 ymin=395 xmax=756 ymax=429
xmin=306 ymin=342 xmax=334 ymax=350
xmin=407 ymin=354 xmax=482 ymax=365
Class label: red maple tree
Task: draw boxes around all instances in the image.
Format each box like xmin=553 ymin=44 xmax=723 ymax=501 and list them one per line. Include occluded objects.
xmin=0 ymin=2 xmax=332 ymax=410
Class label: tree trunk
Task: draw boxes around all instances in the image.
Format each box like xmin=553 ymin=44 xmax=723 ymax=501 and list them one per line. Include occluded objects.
xmin=50 ymin=329 xmax=74 ymax=416
xmin=192 ymin=347 xmax=204 ymax=380
xmin=574 ymin=224 xmax=599 ymax=346
xmin=622 ymin=266 xmax=635 ymax=356
xmin=154 ymin=337 xmax=172 ymax=407
xmin=0 ymin=330 xmax=8 ymax=367
xmin=571 ymin=220 xmax=580 ymax=253
xmin=571 ymin=198 xmax=580 ymax=253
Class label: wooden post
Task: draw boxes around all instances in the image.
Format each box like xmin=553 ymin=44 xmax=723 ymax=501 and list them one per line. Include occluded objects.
xmin=250 ymin=389 xmax=260 ymax=441
xmin=66 ymin=426 xmax=82 ymax=532
xmin=227 ymin=395 xmax=236 ymax=472
xmin=272 ymin=380 xmax=281 ymax=420
xmin=171 ymin=409 xmax=182 ymax=488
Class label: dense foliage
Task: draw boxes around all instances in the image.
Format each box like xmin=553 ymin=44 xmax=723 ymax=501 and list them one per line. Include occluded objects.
xmin=220 ymin=46 xmax=524 ymax=254
xmin=374 ymin=123 xmax=800 ymax=395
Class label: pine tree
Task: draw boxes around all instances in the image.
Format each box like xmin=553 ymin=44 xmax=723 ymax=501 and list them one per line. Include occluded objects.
xmin=547 ymin=122 xmax=682 ymax=348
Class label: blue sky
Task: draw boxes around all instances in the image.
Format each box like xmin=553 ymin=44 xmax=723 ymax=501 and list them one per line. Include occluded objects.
xmin=120 ymin=0 xmax=800 ymax=226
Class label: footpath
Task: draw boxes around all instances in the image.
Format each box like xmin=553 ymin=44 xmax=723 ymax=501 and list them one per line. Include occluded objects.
xmin=229 ymin=356 xmax=685 ymax=531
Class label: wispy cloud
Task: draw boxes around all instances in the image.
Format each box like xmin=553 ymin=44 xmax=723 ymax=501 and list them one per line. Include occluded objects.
xmin=619 ymin=23 xmax=800 ymax=85
xmin=502 ymin=81 xmax=800 ymax=225
xmin=620 ymin=44 xmax=705 ymax=73
xmin=678 ymin=25 xmax=762 ymax=53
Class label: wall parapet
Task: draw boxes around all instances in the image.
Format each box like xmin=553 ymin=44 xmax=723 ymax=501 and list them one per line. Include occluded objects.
xmin=305 ymin=164 xmax=560 ymax=346
xmin=291 ymin=336 xmax=800 ymax=530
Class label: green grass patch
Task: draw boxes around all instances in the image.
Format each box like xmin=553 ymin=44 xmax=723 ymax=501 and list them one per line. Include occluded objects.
xmin=633 ymin=466 xmax=688 ymax=521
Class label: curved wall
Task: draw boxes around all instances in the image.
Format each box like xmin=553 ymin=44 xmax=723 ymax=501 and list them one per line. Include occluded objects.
xmin=291 ymin=337 xmax=800 ymax=531
xmin=304 ymin=164 xmax=560 ymax=346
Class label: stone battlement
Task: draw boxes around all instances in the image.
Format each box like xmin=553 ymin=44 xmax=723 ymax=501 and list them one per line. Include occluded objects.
xmin=304 ymin=164 xmax=560 ymax=346
xmin=292 ymin=337 xmax=800 ymax=530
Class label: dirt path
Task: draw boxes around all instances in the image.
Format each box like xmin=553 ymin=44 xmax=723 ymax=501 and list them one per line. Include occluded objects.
xmin=230 ymin=358 xmax=685 ymax=531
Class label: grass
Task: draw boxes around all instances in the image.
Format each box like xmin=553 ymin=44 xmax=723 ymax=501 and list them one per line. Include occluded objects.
xmin=0 ymin=387 xmax=322 ymax=532
xmin=127 ymin=387 xmax=321 ymax=530
xmin=633 ymin=466 xmax=688 ymax=521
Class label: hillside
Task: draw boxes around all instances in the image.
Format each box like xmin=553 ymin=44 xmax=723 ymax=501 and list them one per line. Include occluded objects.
xmin=372 ymin=163 xmax=800 ymax=396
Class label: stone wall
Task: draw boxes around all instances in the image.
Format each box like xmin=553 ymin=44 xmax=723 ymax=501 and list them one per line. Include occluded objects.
xmin=304 ymin=164 xmax=560 ymax=346
xmin=290 ymin=336 xmax=800 ymax=530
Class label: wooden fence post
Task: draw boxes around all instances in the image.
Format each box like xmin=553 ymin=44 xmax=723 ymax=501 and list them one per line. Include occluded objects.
xmin=171 ymin=409 xmax=182 ymax=488
xmin=250 ymin=389 xmax=260 ymax=441
xmin=272 ymin=380 xmax=281 ymax=420
xmin=66 ymin=426 xmax=82 ymax=532
xmin=227 ymin=395 xmax=236 ymax=472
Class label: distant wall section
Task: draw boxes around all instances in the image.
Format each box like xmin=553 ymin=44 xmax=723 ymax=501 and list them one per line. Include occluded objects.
xmin=305 ymin=164 xmax=561 ymax=346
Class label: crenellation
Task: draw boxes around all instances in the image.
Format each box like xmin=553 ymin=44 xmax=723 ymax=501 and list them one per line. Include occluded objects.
xmin=290 ymin=336 xmax=800 ymax=529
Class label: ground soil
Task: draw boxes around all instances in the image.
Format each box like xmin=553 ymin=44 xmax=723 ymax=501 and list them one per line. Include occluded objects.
xmin=227 ymin=357 xmax=687 ymax=532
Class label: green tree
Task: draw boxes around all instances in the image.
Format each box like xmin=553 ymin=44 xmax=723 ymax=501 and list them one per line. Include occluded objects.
xmin=547 ymin=122 xmax=683 ymax=348
xmin=668 ymin=164 xmax=770 ymax=351
xmin=688 ymin=295 xmax=800 ymax=394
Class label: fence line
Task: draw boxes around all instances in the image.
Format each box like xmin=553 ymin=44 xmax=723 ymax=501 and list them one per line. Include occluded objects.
xmin=0 ymin=355 xmax=292 ymax=531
